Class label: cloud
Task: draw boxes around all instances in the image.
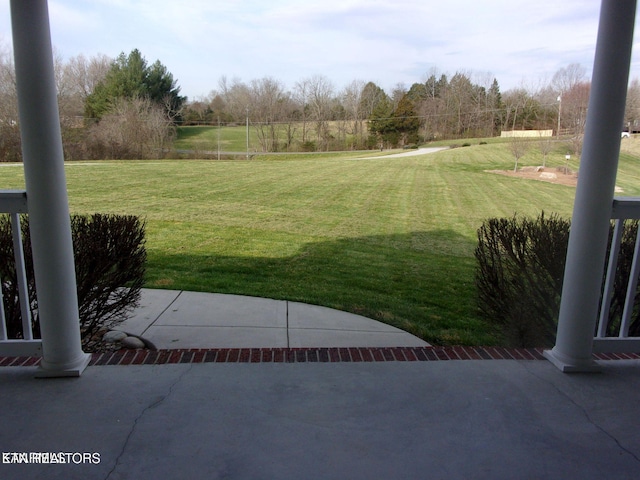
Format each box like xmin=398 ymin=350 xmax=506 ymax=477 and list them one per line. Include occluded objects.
xmin=2 ymin=0 xmax=640 ymax=99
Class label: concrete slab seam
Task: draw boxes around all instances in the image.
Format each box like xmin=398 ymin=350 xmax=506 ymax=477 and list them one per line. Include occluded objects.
xmin=286 ymin=301 xmax=290 ymax=349
xmin=3 ymin=347 xmax=640 ymax=367
xmin=139 ymin=290 xmax=184 ymax=337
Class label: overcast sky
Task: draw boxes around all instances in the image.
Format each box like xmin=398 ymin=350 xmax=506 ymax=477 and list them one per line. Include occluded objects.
xmin=2 ymin=0 xmax=640 ymax=100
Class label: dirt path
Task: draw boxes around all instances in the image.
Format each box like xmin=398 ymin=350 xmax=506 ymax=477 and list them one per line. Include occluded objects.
xmin=487 ymin=166 xmax=578 ymax=187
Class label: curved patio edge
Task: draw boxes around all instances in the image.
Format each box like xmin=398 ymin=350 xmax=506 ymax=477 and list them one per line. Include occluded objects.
xmin=115 ymin=289 xmax=430 ymax=350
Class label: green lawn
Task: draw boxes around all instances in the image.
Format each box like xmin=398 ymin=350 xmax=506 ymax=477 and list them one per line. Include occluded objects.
xmin=2 ymin=139 xmax=640 ymax=345
xmin=175 ymin=125 xmax=250 ymax=152
xmin=175 ymin=122 xmax=363 ymax=153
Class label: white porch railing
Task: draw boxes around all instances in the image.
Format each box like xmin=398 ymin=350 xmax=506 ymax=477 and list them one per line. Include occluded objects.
xmin=0 ymin=189 xmax=41 ymax=357
xmin=594 ymin=197 xmax=640 ymax=353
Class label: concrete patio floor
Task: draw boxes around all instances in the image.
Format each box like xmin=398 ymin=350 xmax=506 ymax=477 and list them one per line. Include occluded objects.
xmin=1 ymin=289 xmax=640 ymax=479
xmin=1 ymin=359 xmax=639 ymax=479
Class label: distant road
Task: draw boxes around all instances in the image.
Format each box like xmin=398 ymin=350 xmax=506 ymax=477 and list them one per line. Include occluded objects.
xmin=355 ymin=147 xmax=447 ymax=160
xmin=174 ymin=149 xmax=372 ymax=157
xmin=174 ymin=147 xmax=447 ymax=159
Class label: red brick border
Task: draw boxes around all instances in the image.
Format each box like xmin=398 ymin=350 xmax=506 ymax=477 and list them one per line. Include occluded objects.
xmin=1 ymin=346 xmax=639 ymax=367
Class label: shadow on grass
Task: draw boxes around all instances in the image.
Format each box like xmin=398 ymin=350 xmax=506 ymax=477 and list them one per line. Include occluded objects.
xmin=175 ymin=126 xmax=216 ymax=140
xmin=145 ymin=230 xmax=499 ymax=346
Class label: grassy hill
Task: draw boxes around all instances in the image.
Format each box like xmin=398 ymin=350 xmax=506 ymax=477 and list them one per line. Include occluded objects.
xmin=2 ymin=138 xmax=640 ymax=345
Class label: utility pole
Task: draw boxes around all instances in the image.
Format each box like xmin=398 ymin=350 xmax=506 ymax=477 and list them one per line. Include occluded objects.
xmin=246 ymin=107 xmax=249 ymax=160
xmin=557 ymin=95 xmax=562 ymax=139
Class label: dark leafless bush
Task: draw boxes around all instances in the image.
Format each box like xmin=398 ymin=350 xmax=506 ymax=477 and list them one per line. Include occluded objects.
xmin=602 ymin=220 xmax=640 ymax=337
xmin=475 ymin=212 xmax=569 ymax=347
xmin=475 ymin=213 xmax=640 ymax=347
xmin=0 ymin=214 xmax=146 ymax=350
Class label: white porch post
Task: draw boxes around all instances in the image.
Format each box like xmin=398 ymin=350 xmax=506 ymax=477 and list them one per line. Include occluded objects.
xmin=10 ymin=0 xmax=90 ymax=377
xmin=544 ymin=0 xmax=637 ymax=372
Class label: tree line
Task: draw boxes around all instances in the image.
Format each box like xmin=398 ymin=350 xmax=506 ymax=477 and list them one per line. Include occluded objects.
xmin=2 ymin=45 xmax=640 ymax=160
xmin=193 ymin=63 xmax=621 ymax=153
xmin=0 ymin=47 xmax=183 ymax=161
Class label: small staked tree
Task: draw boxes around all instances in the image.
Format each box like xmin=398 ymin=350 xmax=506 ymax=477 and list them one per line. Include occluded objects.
xmin=509 ymin=135 xmax=530 ymax=172
xmin=538 ymin=133 xmax=554 ymax=168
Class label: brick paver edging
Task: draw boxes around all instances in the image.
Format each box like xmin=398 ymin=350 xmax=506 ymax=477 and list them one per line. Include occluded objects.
xmin=2 ymin=346 xmax=640 ymax=367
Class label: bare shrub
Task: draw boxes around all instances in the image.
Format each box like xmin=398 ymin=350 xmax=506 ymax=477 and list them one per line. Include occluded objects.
xmin=476 ymin=213 xmax=640 ymax=347
xmin=86 ymin=97 xmax=175 ymax=159
xmin=475 ymin=213 xmax=569 ymax=347
xmin=0 ymin=214 xmax=146 ymax=350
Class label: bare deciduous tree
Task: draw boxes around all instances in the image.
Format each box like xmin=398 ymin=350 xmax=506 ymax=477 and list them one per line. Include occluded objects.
xmin=249 ymin=77 xmax=289 ymax=152
xmin=306 ymin=74 xmax=334 ymax=151
xmin=55 ymin=53 xmax=111 ymax=122
xmin=560 ymin=82 xmax=590 ymax=136
xmin=0 ymin=41 xmax=20 ymax=161
xmin=509 ymin=136 xmax=530 ymax=172
xmin=218 ymin=76 xmax=251 ymax=124
xmin=624 ymin=78 xmax=640 ymax=131
xmin=552 ymin=63 xmax=586 ymax=96
xmin=54 ymin=52 xmax=112 ymax=159
xmin=293 ymin=78 xmax=310 ymax=144
xmin=341 ymin=79 xmax=366 ymax=149
xmin=65 ymin=53 xmax=111 ymax=100
xmin=538 ymin=132 xmax=554 ymax=168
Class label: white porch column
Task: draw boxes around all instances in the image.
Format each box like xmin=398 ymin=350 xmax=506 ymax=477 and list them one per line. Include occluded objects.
xmin=544 ymin=0 xmax=637 ymax=372
xmin=10 ymin=0 xmax=90 ymax=377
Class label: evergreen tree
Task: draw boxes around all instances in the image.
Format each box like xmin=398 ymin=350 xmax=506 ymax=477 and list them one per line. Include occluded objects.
xmin=393 ymin=94 xmax=420 ymax=144
xmin=489 ymin=78 xmax=504 ymax=134
xmin=85 ymin=49 xmax=185 ymax=121
xmin=368 ymin=93 xmax=420 ymax=147
xmin=368 ymin=95 xmax=395 ymax=146
xmin=407 ymin=82 xmax=428 ymax=103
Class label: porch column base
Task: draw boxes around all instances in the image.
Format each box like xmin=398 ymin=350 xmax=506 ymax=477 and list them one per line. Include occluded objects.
xmin=543 ymin=348 xmax=602 ymax=373
xmin=35 ymin=352 xmax=91 ymax=378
